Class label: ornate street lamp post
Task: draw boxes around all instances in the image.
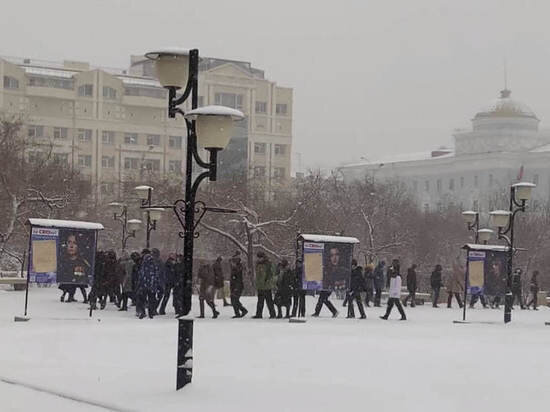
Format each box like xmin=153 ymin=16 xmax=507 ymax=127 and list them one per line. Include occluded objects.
xmin=490 ymin=182 xmax=535 ymax=323
xmin=461 ymin=211 xmax=493 ymax=321
xmin=108 ymin=202 xmax=141 ymax=250
xmin=142 ymin=48 xmax=244 ymax=390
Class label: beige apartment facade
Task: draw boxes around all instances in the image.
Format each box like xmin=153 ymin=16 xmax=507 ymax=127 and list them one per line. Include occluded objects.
xmin=0 ymin=54 xmax=293 ymax=200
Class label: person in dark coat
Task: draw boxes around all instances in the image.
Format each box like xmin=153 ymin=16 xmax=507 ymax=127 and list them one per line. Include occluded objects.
xmin=89 ymin=251 xmax=105 ymax=310
xmin=447 ymin=260 xmax=464 ymax=308
xmin=229 ymin=252 xmax=247 ymax=318
xmin=159 ymin=253 xmax=176 ymax=315
xmin=364 ymin=263 xmax=374 ymax=307
xmin=197 ymin=262 xmax=218 ymax=318
xmin=430 ymin=264 xmax=443 ymax=308
xmin=485 ymin=260 xmax=506 ymax=309
xmin=373 ymin=261 xmax=386 ymax=307
xmin=118 ymin=250 xmax=134 ymax=311
xmin=253 ymin=251 xmax=276 ymax=319
xmin=275 ymin=259 xmax=294 ymax=318
xmin=130 ymin=252 xmax=141 ymax=307
xmin=213 ymin=256 xmax=230 ymax=307
xmin=136 ymin=249 xmax=162 ymax=319
xmin=291 ymin=259 xmax=306 ymax=317
xmin=346 ymin=259 xmax=366 ymax=319
xmin=403 ymin=264 xmax=417 ymax=307
xmin=526 ymin=270 xmax=540 ymax=310
xmin=100 ymin=250 xmax=120 ymax=310
xmin=511 ymin=268 xmax=525 ymax=309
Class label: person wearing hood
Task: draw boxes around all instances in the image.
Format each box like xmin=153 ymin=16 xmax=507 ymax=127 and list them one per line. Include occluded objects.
xmin=253 ymin=251 xmax=276 ymax=319
xmin=511 ymin=268 xmax=525 ymax=309
xmin=526 ymin=270 xmax=540 ymax=310
xmin=447 ymin=260 xmax=464 ymax=308
xmin=403 ymin=264 xmax=417 ymax=307
xmin=159 ymin=253 xmax=176 ymax=315
xmin=118 ymin=250 xmax=134 ymax=311
xmin=430 ymin=264 xmax=443 ymax=308
xmin=346 ymin=259 xmax=366 ymax=319
xmin=380 ymin=259 xmax=406 ymax=321
xmin=275 ymin=259 xmax=294 ymax=319
xmin=197 ymin=262 xmax=219 ymax=318
xmin=373 ymin=261 xmax=386 ymax=307
xmin=137 ymin=249 xmax=162 ymax=319
xmin=229 ymin=252 xmax=247 ymax=318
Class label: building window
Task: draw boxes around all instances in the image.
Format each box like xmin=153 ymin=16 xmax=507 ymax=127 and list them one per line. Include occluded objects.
xmin=78 ymin=155 xmax=92 ymax=168
xmin=102 ymin=86 xmax=117 ymax=100
xmin=102 ymin=130 xmax=115 ymax=145
xmin=474 ymin=175 xmax=478 ymax=188
xmin=102 ymin=156 xmax=115 ymax=168
xmin=146 ymin=134 xmax=160 ymax=146
xmin=77 ymin=84 xmax=93 ymax=97
xmin=254 ymin=143 xmax=266 ymax=154
xmin=28 ymin=125 xmax=44 ymax=139
xmin=425 ymin=180 xmax=429 ymax=192
xmin=53 ymin=127 xmax=68 ymax=139
xmin=78 ymin=128 xmax=92 ymax=141
xmin=28 ymin=151 xmax=45 ymax=163
xmin=169 ymin=160 xmax=182 ymax=174
xmin=276 ymin=103 xmax=288 ymax=115
xmin=3 ymin=76 xmax=19 ymax=89
xmin=489 ymin=174 xmax=493 ymax=187
xmin=124 ymin=86 xmax=166 ymax=99
xmin=534 ymin=174 xmax=539 ymax=185
xmin=449 ymin=178 xmax=455 ymax=191
xmin=100 ymin=182 xmax=115 ymax=195
xmin=274 ymin=144 xmax=287 ymax=155
xmin=124 ymin=158 xmax=139 ymax=169
xmin=437 ymin=202 xmax=443 ymax=213
xmin=436 ymin=179 xmax=442 ymax=193
xmin=53 ymin=153 xmax=68 ymax=165
xmin=143 ymin=159 xmax=160 ymax=171
xmin=29 ymin=76 xmax=73 ymax=90
xmin=254 ymin=166 xmax=266 ymax=177
xmin=169 ymin=135 xmax=182 ymax=149
xmin=124 ymin=133 xmax=138 ymax=145
xmin=460 ymin=176 xmax=464 ymax=188
xmin=274 ymin=167 xmax=286 ymax=179
xmin=413 ymin=181 xmax=418 ymax=191
xmin=214 ymin=93 xmax=244 ymax=110
xmin=255 ymin=101 xmax=267 ymax=113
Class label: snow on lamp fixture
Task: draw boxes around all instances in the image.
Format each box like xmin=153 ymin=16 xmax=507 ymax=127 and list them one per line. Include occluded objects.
xmin=127 ymin=219 xmax=142 ymax=232
xmin=135 ymin=185 xmax=153 ymax=201
xmin=512 ymin=182 xmax=536 ymax=202
xmin=145 ymin=48 xmax=190 ymax=89
xmin=477 ymin=228 xmax=493 ymax=243
xmin=146 ymin=208 xmax=164 ymax=222
xmin=184 ymin=105 xmax=244 ymax=150
xmin=461 ymin=210 xmax=478 ymax=224
xmin=489 ymin=210 xmax=511 ymax=229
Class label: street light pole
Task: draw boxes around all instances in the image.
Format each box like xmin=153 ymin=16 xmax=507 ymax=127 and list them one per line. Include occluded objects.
xmin=141 ymin=46 xmax=244 ymax=391
xmin=490 ymin=182 xmax=535 ymax=324
xmin=109 ymin=203 xmax=141 ymax=251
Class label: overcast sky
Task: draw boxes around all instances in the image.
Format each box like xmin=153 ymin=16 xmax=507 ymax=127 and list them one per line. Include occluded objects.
xmin=3 ymin=0 xmax=550 ymax=171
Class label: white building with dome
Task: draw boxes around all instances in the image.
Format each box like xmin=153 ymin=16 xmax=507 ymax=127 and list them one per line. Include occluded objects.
xmin=339 ymin=89 xmax=550 ymax=212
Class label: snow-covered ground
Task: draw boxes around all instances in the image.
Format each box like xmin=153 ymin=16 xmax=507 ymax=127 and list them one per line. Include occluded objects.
xmin=1 ymin=286 xmax=549 ymax=412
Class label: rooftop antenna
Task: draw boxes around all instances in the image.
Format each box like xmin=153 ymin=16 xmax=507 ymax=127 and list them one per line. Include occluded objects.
xmin=501 ymin=58 xmax=511 ymax=98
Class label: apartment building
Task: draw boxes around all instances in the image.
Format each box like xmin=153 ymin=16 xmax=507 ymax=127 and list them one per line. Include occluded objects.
xmin=0 ymin=54 xmax=293 ymax=199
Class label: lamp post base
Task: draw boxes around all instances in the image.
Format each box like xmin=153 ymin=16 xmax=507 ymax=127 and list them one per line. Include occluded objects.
xmin=504 ymin=293 xmax=513 ymax=323
xmin=176 ymin=319 xmax=193 ymax=390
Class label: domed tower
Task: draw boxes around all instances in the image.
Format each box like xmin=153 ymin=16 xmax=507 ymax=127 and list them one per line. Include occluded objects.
xmin=454 ymin=89 xmax=547 ymax=155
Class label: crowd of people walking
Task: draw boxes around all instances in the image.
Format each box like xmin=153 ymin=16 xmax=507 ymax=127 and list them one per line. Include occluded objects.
xmin=58 ymin=249 xmax=545 ymax=319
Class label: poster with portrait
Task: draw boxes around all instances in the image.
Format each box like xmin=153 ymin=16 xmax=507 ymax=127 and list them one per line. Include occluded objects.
xmin=323 ymin=242 xmax=353 ymax=291
xmin=483 ymin=250 xmax=507 ymax=297
xmin=29 ymin=227 xmax=59 ymax=284
xmin=56 ymin=229 xmax=96 ymax=285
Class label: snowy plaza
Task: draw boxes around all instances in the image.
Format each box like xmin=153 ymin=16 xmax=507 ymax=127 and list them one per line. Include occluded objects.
xmin=1 ymin=287 xmax=550 ymax=412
